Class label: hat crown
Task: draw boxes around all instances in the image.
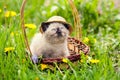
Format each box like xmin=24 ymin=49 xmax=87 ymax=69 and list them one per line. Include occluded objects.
xmin=40 ymin=16 xmax=72 ymax=34
xmin=47 ymin=16 xmax=66 ymax=22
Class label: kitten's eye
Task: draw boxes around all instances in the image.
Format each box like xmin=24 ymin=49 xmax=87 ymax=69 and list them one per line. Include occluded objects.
xmin=52 ymin=28 xmax=56 ymax=31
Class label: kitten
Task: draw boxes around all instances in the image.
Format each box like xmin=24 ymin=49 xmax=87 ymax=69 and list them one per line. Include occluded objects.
xmin=30 ymin=22 xmax=71 ymax=63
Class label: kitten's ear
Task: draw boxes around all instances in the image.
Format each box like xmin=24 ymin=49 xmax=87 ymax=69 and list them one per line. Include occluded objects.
xmin=63 ymin=23 xmax=72 ymax=34
xmin=40 ymin=22 xmax=49 ymax=33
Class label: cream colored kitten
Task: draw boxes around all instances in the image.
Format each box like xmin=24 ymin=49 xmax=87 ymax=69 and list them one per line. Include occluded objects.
xmin=30 ymin=22 xmax=70 ymax=63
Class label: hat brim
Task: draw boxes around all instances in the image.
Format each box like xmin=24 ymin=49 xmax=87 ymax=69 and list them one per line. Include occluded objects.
xmin=40 ymin=21 xmax=73 ymax=34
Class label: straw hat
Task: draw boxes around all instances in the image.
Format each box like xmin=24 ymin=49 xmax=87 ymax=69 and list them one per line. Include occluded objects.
xmin=40 ymin=16 xmax=72 ymax=34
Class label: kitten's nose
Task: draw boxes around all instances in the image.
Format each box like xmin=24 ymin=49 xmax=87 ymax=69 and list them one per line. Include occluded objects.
xmin=56 ymin=28 xmax=62 ymax=36
xmin=57 ymin=28 xmax=61 ymax=33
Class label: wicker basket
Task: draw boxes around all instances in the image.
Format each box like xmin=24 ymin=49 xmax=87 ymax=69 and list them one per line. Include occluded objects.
xmin=38 ymin=37 xmax=89 ymax=64
xmin=20 ymin=0 xmax=90 ymax=65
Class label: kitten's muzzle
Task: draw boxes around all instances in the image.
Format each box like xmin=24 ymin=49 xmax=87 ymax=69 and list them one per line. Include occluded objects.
xmin=56 ymin=28 xmax=62 ymax=36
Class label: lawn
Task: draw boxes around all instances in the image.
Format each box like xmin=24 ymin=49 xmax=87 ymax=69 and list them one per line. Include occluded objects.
xmin=0 ymin=0 xmax=120 ymax=80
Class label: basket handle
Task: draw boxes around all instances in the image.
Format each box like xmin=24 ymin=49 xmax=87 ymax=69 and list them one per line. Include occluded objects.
xmin=68 ymin=0 xmax=82 ymax=41
xmin=20 ymin=0 xmax=82 ymax=56
xmin=20 ymin=0 xmax=32 ymax=56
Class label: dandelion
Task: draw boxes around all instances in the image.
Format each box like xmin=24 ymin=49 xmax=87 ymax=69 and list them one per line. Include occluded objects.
xmin=90 ymin=59 xmax=100 ymax=63
xmin=94 ymin=38 xmax=97 ymax=43
xmin=5 ymin=11 xmax=17 ymax=17
xmin=62 ymin=58 xmax=68 ymax=63
xmin=83 ymin=37 xmax=89 ymax=43
xmin=80 ymin=59 xmax=83 ymax=63
xmin=0 ymin=9 xmax=2 ymax=13
xmin=35 ymin=77 xmax=39 ymax=80
xmin=10 ymin=32 xmax=14 ymax=36
xmin=25 ymin=24 xmax=36 ymax=29
xmin=4 ymin=47 xmax=15 ymax=52
xmin=41 ymin=64 xmax=47 ymax=70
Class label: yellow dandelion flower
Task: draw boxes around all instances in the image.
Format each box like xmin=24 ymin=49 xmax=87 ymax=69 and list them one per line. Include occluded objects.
xmin=5 ymin=11 xmax=17 ymax=17
xmin=80 ymin=59 xmax=83 ymax=63
xmin=83 ymin=37 xmax=89 ymax=43
xmin=4 ymin=47 xmax=15 ymax=52
xmin=41 ymin=64 xmax=47 ymax=70
xmin=0 ymin=9 xmax=2 ymax=13
xmin=90 ymin=59 xmax=100 ymax=63
xmin=10 ymin=32 xmax=14 ymax=36
xmin=25 ymin=24 xmax=36 ymax=29
xmin=62 ymin=58 xmax=68 ymax=63
xmin=35 ymin=77 xmax=39 ymax=80
xmin=94 ymin=38 xmax=97 ymax=43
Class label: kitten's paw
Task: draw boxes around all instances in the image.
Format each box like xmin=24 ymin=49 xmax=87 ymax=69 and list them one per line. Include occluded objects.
xmin=31 ymin=55 xmax=38 ymax=64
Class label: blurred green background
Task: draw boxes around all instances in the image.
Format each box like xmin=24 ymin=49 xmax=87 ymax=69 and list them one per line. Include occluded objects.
xmin=0 ymin=0 xmax=120 ymax=80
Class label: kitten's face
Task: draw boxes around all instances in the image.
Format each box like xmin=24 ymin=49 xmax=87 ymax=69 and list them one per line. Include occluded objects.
xmin=41 ymin=22 xmax=69 ymax=44
xmin=46 ymin=23 xmax=69 ymax=38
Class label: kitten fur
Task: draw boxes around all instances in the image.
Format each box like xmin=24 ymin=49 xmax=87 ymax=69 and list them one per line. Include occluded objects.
xmin=30 ymin=22 xmax=70 ymax=59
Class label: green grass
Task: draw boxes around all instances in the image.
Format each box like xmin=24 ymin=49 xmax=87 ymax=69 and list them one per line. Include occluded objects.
xmin=0 ymin=0 xmax=120 ymax=80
